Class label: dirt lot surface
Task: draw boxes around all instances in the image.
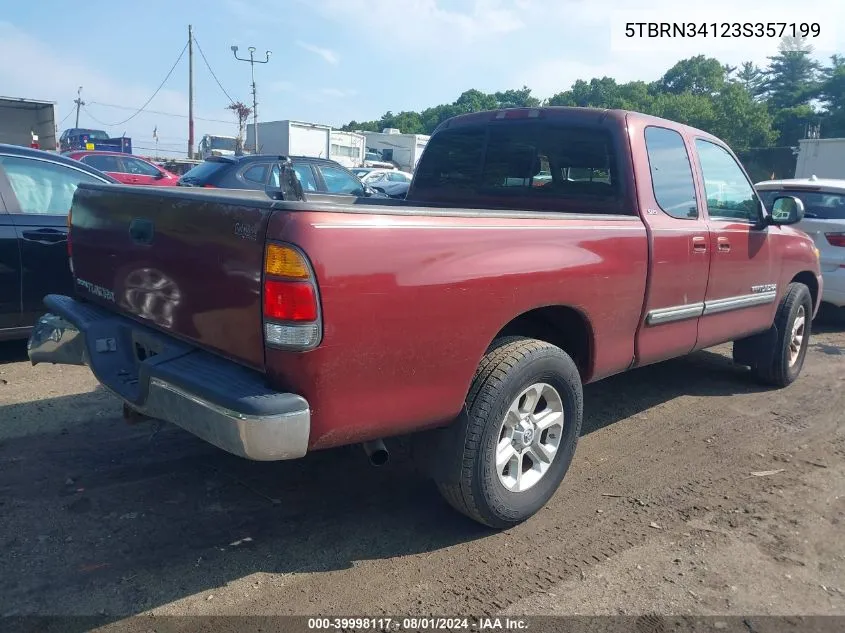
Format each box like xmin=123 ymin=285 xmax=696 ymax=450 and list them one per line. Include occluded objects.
xmin=0 ymin=327 xmax=843 ymax=621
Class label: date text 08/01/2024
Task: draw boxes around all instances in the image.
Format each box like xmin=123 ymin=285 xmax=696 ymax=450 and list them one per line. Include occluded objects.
xmin=624 ymin=22 xmax=821 ymax=38
xmin=307 ymin=617 xmax=528 ymax=630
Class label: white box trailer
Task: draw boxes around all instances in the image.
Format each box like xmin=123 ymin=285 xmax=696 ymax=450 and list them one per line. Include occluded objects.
xmin=0 ymin=96 xmax=57 ymax=151
xmin=246 ymin=120 xmax=331 ymax=158
xmin=795 ymin=138 xmax=845 ymax=179
xmin=363 ymin=129 xmax=430 ymax=172
xmin=330 ymin=130 xmax=365 ymax=168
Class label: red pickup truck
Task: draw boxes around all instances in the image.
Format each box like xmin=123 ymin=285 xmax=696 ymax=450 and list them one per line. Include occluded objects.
xmin=28 ymin=107 xmax=822 ymax=528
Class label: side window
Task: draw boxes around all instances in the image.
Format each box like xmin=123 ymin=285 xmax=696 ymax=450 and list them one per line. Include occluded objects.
xmin=292 ymin=163 xmax=318 ymax=192
xmin=0 ymin=156 xmax=103 ymax=215
xmin=123 ymin=157 xmax=161 ymax=177
xmin=242 ymin=163 xmax=269 ymax=185
xmin=388 ymin=172 xmax=408 ymax=182
xmin=319 ymin=165 xmax=365 ymax=196
xmin=81 ymin=154 xmax=122 ymax=173
xmin=694 ymin=139 xmax=760 ymax=223
xmin=644 ymin=126 xmax=698 ymax=219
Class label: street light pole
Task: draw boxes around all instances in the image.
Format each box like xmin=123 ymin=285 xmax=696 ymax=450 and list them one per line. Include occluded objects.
xmin=231 ymin=44 xmax=271 ymax=153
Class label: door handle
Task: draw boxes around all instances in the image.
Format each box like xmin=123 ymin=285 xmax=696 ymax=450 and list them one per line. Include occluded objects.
xmin=692 ymin=236 xmax=707 ymax=253
xmin=21 ymin=228 xmax=66 ymax=243
xmin=717 ymin=237 xmax=731 ymax=252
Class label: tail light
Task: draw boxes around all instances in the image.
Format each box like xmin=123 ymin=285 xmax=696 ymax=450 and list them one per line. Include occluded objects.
xmin=825 ymin=232 xmax=845 ymax=247
xmin=262 ymin=243 xmax=321 ymax=350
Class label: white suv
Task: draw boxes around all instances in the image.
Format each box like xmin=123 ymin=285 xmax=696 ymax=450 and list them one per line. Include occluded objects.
xmin=756 ymin=176 xmax=845 ymax=317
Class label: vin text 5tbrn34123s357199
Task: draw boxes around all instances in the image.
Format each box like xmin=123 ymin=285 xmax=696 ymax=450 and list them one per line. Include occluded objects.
xmin=28 ymin=107 xmax=822 ymax=527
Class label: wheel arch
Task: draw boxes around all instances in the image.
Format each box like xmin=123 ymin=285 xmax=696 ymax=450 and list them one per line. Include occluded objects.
xmin=791 ymin=271 xmax=819 ymax=314
xmin=489 ymin=304 xmax=595 ymax=382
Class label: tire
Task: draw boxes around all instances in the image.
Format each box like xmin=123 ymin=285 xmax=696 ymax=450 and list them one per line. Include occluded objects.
xmin=748 ymin=282 xmax=813 ymax=387
xmin=434 ymin=337 xmax=583 ymax=528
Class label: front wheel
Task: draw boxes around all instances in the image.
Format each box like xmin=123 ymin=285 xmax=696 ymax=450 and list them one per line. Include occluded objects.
xmin=434 ymin=337 xmax=583 ymax=528
xmin=744 ymin=282 xmax=813 ymax=387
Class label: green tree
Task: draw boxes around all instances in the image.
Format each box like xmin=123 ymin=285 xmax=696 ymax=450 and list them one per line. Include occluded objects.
xmin=818 ymin=55 xmax=845 ymax=136
xmin=711 ymin=83 xmax=777 ymax=148
xmin=658 ymin=55 xmax=727 ymax=96
xmin=734 ymin=62 xmax=766 ymax=99
xmin=761 ymin=36 xmax=821 ymax=110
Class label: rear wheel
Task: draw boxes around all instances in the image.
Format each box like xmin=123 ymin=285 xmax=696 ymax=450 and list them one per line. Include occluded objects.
xmin=433 ymin=337 xmax=583 ymax=528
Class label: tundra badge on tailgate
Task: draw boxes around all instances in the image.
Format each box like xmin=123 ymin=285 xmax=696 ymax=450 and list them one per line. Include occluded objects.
xmin=76 ymin=278 xmax=116 ymax=302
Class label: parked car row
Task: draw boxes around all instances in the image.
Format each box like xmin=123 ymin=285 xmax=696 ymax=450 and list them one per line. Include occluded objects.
xmin=3 ymin=109 xmax=845 ymax=351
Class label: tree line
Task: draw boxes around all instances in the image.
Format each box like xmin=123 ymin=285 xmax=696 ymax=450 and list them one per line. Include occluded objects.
xmin=342 ymin=37 xmax=844 ymax=156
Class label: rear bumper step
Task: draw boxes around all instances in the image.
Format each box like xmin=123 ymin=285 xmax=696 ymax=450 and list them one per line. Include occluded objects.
xmin=28 ymin=295 xmax=311 ymax=461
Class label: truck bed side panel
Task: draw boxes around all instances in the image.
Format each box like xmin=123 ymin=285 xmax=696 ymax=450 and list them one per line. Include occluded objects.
xmin=265 ymin=210 xmax=648 ymax=449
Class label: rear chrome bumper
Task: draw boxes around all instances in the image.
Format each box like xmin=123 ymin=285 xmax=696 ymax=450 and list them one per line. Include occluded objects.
xmin=28 ymin=296 xmax=311 ymax=461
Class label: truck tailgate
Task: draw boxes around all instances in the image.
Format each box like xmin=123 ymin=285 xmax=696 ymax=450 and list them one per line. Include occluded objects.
xmin=69 ymin=184 xmax=273 ymax=370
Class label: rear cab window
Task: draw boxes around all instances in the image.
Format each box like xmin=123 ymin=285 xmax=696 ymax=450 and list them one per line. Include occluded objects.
xmin=410 ymin=116 xmax=630 ymax=214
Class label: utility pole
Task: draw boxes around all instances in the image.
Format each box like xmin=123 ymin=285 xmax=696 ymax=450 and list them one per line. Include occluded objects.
xmin=231 ymin=44 xmax=271 ymax=153
xmin=188 ymin=24 xmax=194 ymax=159
xmin=73 ymin=86 xmax=84 ymax=128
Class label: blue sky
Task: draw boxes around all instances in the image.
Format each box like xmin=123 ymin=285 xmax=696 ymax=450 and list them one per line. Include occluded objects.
xmin=1 ymin=0 xmax=841 ymax=157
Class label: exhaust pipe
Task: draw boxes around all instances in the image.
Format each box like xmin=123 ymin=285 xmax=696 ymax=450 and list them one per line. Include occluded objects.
xmin=362 ymin=439 xmax=389 ymax=466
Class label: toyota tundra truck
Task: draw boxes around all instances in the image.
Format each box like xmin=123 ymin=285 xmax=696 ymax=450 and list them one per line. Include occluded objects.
xmin=27 ymin=107 xmax=822 ymax=528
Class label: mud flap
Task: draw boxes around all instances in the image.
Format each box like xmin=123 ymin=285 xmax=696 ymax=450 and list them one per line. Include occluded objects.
xmin=410 ymin=406 xmax=471 ymax=484
xmin=733 ymin=325 xmax=778 ymax=369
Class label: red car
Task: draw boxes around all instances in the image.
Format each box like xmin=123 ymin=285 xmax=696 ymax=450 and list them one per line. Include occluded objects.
xmin=66 ymin=151 xmax=179 ymax=186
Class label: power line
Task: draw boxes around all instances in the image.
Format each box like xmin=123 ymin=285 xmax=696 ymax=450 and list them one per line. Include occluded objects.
xmin=85 ymin=42 xmax=189 ymax=126
xmin=193 ymin=34 xmax=237 ymax=105
xmin=87 ymin=101 xmax=233 ymax=124
xmin=58 ymin=105 xmax=74 ymax=126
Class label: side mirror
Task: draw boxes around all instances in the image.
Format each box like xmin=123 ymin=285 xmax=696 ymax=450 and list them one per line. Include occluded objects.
xmin=153 ymin=171 xmax=165 ymax=180
xmin=768 ymin=195 xmax=805 ymax=226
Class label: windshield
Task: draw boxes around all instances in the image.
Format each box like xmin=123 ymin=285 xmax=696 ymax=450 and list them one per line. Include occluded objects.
xmin=73 ymin=129 xmax=109 ymax=140
xmin=758 ymin=189 xmax=845 ymax=220
xmin=208 ymin=137 xmax=237 ymax=151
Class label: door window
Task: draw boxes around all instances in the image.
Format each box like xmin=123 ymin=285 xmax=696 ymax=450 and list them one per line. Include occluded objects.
xmin=292 ymin=163 xmax=318 ymax=191
xmin=81 ymin=154 xmax=123 ymax=173
xmin=695 ymin=139 xmax=760 ymax=223
xmin=644 ymin=126 xmax=698 ymax=219
xmin=319 ymin=165 xmax=365 ymax=196
xmin=0 ymin=156 xmax=104 ymax=215
xmin=242 ymin=163 xmax=270 ymax=185
xmin=388 ymin=172 xmax=410 ymax=182
xmin=123 ymin=157 xmax=161 ymax=177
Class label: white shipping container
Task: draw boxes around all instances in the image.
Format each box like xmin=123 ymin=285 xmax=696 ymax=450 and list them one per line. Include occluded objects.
xmin=330 ymin=131 xmax=366 ymax=168
xmin=0 ymin=96 xmax=57 ymax=151
xmin=794 ymin=138 xmax=845 ymax=179
xmin=363 ymin=130 xmax=430 ymax=172
xmin=246 ymin=120 xmax=331 ymax=158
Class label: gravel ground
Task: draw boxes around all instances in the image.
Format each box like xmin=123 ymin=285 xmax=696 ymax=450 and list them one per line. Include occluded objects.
xmin=0 ymin=326 xmax=843 ymax=621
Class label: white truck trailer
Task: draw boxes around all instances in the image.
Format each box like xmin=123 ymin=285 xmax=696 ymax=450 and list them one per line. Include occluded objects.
xmin=330 ymin=130 xmax=365 ymax=168
xmin=0 ymin=96 xmax=57 ymax=151
xmin=794 ymin=138 xmax=845 ymax=179
xmin=363 ymin=128 xmax=430 ymax=172
xmin=246 ymin=120 xmax=331 ymax=158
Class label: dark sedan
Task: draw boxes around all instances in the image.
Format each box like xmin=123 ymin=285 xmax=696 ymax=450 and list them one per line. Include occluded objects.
xmin=178 ymin=154 xmax=386 ymax=199
xmin=0 ymin=144 xmax=116 ymax=341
